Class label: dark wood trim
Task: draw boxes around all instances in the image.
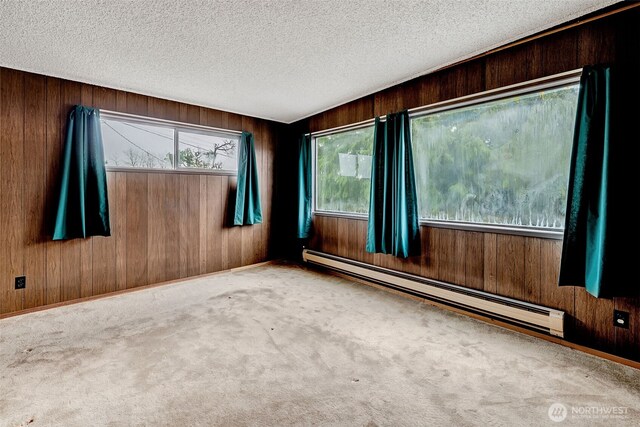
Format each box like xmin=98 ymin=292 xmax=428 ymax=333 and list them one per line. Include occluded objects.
xmin=434 ymin=2 xmax=639 ymax=76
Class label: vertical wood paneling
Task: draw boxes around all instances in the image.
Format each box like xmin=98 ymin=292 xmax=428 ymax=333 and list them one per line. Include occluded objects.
xmin=437 ymin=229 xmax=457 ymax=284
xmin=453 ymin=230 xmax=466 ymax=285
xmin=44 ymin=77 xmax=62 ymax=305
xmin=575 ymin=289 xmax=615 ymax=353
xmin=148 ymin=97 xmax=179 ymax=121
xmin=312 ymin=96 xmax=374 ymax=131
xmin=541 ymin=29 xmax=578 ymax=76
xmin=524 ymin=237 xmax=541 ymax=304
xmin=398 ymin=252 xmax=422 ymax=276
xmin=164 ymin=173 xmax=180 ymax=280
xmin=325 ymin=217 xmax=338 ymax=255
xmin=577 ymin=17 xmax=617 ymax=66
xmin=241 ymin=220 xmax=254 ymax=265
xmin=125 ymin=92 xmax=148 ymax=116
xmin=374 ymin=86 xmax=404 ymax=117
xmin=126 ymin=173 xmax=148 ymax=288
xmin=179 ymin=174 xmax=201 ymax=277
xmin=114 ymin=172 xmax=128 ymax=290
xmin=496 ymin=235 xmax=525 ymax=300
xmin=0 ymin=69 xmax=25 ymax=313
xmin=308 ymin=214 xmax=323 ymax=252
xmin=263 ymin=123 xmax=274 ymax=259
xmin=464 ymin=232 xmax=484 ymax=291
xmin=147 ymin=174 xmax=167 ymax=284
xmin=614 ymin=296 xmax=640 ymax=361
xmin=483 ymin=233 xmax=497 ymax=294
xmin=421 ymin=227 xmax=439 ymax=280
xmin=23 ymin=73 xmax=47 ymax=309
xmin=347 ymin=219 xmax=361 ymax=261
xmin=180 ymin=104 xmax=200 ymax=125
xmin=539 ymin=240 xmax=574 ymax=320
xmin=437 ymin=62 xmax=485 ymax=101
xmin=337 ymin=219 xmax=349 ymax=259
xmin=79 ymin=84 xmax=93 ymax=298
xmin=252 ymin=121 xmax=264 ymax=264
xmin=199 ymin=176 xmax=208 ymax=274
xmin=227 ymin=176 xmax=242 ymax=269
xmin=114 ymin=90 xmax=128 ymax=291
xmin=485 ymin=42 xmax=542 ymax=90
xmin=206 ymin=176 xmax=223 ymax=272
xmin=220 ymin=176 xmax=230 ymax=270
xmin=59 ymin=80 xmax=82 ymax=302
xmin=92 ymin=87 xmax=117 ymax=295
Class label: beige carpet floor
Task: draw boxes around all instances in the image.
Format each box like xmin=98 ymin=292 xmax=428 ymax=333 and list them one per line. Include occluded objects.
xmin=0 ymin=261 xmax=639 ymax=427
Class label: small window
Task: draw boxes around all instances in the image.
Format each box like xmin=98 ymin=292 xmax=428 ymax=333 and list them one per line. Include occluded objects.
xmin=178 ymin=130 xmax=238 ymax=171
xmin=314 ymin=126 xmax=374 ymax=215
xmin=102 ymin=118 xmax=174 ymax=169
xmin=101 ymin=113 xmax=240 ymax=174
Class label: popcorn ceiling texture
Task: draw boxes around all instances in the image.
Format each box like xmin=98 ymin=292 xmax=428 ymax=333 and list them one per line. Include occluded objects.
xmin=0 ymin=0 xmax=617 ymax=123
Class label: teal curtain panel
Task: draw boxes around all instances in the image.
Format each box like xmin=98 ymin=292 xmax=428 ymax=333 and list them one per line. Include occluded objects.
xmin=297 ymin=134 xmax=313 ymax=239
xmin=559 ymin=65 xmax=631 ymax=298
xmin=234 ymin=131 xmax=263 ymax=225
xmin=366 ymin=111 xmax=420 ymax=258
xmin=53 ymin=105 xmax=110 ymax=240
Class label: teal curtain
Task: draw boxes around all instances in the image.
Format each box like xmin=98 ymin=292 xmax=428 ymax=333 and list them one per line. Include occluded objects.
xmin=297 ymin=134 xmax=312 ymax=239
xmin=366 ymin=111 xmax=420 ymax=258
xmin=53 ymin=105 xmax=110 ymax=240
xmin=234 ymin=131 xmax=262 ymax=225
xmin=559 ymin=65 xmax=630 ymax=298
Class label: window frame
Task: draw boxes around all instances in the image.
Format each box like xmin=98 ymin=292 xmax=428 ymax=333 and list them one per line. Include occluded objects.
xmin=310 ymin=69 xmax=582 ymax=240
xmin=101 ymin=110 xmax=241 ymax=176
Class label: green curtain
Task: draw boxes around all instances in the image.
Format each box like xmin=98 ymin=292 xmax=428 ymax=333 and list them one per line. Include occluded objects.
xmin=297 ymin=134 xmax=312 ymax=239
xmin=234 ymin=131 xmax=262 ymax=225
xmin=366 ymin=111 xmax=420 ymax=258
xmin=53 ymin=105 xmax=110 ymax=240
xmin=559 ymin=65 xmax=631 ymax=298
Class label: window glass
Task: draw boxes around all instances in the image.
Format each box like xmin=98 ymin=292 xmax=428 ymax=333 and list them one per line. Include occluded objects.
xmin=411 ymin=84 xmax=579 ymax=229
xmin=101 ymin=118 xmax=174 ymax=169
xmin=315 ymin=126 xmax=374 ymax=214
xmin=178 ymin=131 xmax=238 ymax=170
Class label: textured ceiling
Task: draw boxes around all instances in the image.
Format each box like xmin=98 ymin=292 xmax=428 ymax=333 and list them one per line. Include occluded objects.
xmin=0 ymin=0 xmax=618 ymax=123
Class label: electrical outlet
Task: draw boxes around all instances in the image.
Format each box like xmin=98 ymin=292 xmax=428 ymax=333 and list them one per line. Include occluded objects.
xmin=15 ymin=276 xmax=26 ymax=290
xmin=614 ymin=310 xmax=629 ymax=329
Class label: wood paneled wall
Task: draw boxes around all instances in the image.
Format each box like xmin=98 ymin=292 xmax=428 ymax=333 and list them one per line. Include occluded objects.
xmin=294 ymin=8 xmax=640 ymax=361
xmin=0 ymin=68 xmax=281 ymax=317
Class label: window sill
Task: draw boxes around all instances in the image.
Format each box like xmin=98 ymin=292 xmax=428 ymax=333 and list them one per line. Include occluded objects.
xmin=312 ymin=212 xmax=564 ymax=240
xmin=105 ymin=166 xmax=237 ymax=176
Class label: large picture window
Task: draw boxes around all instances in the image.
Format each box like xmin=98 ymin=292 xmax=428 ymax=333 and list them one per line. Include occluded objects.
xmin=314 ymin=126 xmax=374 ymax=214
xmin=411 ymin=84 xmax=579 ymax=230
xmin=101 ymin=113 xmax=239 ymax=173
xmin=312 ymin=72 xmax=580 ymax=235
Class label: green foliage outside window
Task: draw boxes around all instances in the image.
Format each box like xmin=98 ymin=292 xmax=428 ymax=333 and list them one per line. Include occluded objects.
xmin=411 ymin=85 xmax=579 ymax=229
xmin=315 ymin=84 xmax=579 ymax=230
xmin=316 ymin=127 xmax=374 ymax=214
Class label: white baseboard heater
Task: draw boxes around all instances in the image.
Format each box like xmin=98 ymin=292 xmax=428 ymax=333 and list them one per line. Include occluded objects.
xmin=302 ymin=249 xmax=564 ymax=338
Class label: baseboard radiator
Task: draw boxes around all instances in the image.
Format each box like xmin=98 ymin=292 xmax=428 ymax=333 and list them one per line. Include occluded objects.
xmin=302 ymin=249 xmax=564 ymax=338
